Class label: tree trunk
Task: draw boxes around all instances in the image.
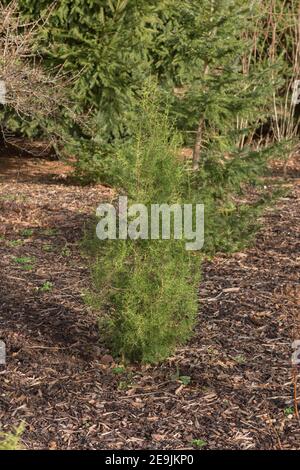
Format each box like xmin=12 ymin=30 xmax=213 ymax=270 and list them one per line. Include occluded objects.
xmin=192 ymin=117 xmax=205 ymax=171
xmin=192 ymin=63 xmax=209 ymax=171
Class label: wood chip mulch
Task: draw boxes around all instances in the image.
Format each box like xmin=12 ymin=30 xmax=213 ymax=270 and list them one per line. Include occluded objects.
xmin=0 ymin=152 xmax=299 ymax=450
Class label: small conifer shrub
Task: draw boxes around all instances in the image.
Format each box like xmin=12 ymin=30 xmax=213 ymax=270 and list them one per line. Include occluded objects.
xmin=84 ymin=86 xmax=200 ymax=363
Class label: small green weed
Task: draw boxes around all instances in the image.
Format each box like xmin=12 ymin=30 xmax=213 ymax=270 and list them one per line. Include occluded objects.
xmin=284 ymin=407 xmax=294 ymax=417
xmin=42 ymin=244 xmax=53 ymax=252
xmin=8 ymin=239 xmax=23 ymax=247
xmin=191 ymin=439 xmax=207 ymax=449
xmin=43 ymin=228 xmax=58 ymax=237
xmin=61 ymin=246 xmax=71 ymax=257
xmin=112 ymin=366 xmax=126 ymax=375
xmin=233 ymin=355 xmax=246 ymax=364
xmin=20 ymin=229 xmax=33 ymax=238
xmin=13 ymin=256 xmax=35 ymax=271
xmin=179 ymin=376 xmax=191 ymax=386
xmin=38 ymin=281 xmax=53 ymax=293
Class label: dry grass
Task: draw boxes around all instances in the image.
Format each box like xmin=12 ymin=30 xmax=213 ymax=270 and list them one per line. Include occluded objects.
xmin=0 ymin=1 xmax=71 ymax=120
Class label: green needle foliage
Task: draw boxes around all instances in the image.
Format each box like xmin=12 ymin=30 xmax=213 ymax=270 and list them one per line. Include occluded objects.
xmin=0 ymin=426 xmax=23 ymax=450
xmin=84 ymin=86 xmax=200 ymax=363
xmin=4 ymin=0 xmax=295 ymax=152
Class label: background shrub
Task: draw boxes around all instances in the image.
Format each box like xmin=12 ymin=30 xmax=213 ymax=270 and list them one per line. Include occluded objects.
xmin=3 ymin=0 xmax=298 ymax=156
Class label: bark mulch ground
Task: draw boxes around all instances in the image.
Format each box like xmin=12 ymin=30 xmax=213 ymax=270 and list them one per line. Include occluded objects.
xmin=0 ymin=151 xmax=299 ymax=450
